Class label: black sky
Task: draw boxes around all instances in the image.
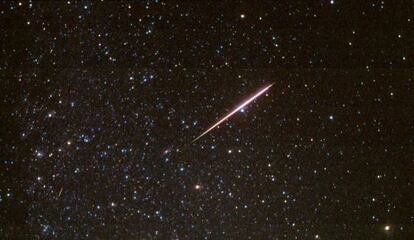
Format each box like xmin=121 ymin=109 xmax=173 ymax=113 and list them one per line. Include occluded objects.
xmin=1 ymin=0 xmax=413 ymax=239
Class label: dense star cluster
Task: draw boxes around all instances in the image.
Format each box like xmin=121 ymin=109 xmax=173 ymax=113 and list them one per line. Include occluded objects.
xmin=1 ymin=0 xmax=413 ymax=239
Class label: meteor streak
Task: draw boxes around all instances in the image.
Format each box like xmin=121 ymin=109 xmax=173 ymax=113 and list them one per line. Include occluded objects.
xmin=192 ymin=83 xmax=274 ymax=143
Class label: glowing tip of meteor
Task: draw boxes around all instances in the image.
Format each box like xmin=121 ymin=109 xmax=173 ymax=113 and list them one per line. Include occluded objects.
xmin=161 ymin=146 xmax=173 ymax=156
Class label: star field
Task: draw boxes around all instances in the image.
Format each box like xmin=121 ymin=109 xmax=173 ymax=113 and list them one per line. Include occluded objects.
xmin=1 ymin=0 xmax=413 ymax=239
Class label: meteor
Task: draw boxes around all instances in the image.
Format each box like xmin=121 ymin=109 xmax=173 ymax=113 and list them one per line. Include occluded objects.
xmin=192 ymin=83 xmax=274 ymax=143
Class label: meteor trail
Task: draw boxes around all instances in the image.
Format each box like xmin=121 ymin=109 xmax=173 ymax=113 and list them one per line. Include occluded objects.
xmin=192 ymin=83 xmax=274 ymax=144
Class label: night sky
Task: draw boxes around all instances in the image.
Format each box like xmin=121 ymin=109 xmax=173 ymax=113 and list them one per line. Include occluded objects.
xmin=1 ymin=0 xmax=413 ymax=239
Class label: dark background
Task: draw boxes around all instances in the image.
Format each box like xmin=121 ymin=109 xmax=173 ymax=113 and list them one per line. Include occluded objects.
xmin=1 ymin=0 xmax=413 ymax=239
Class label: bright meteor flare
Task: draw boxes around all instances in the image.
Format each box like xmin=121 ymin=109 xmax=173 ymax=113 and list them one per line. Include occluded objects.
xmin=192 ymin=83 xmax=274 ymax=143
